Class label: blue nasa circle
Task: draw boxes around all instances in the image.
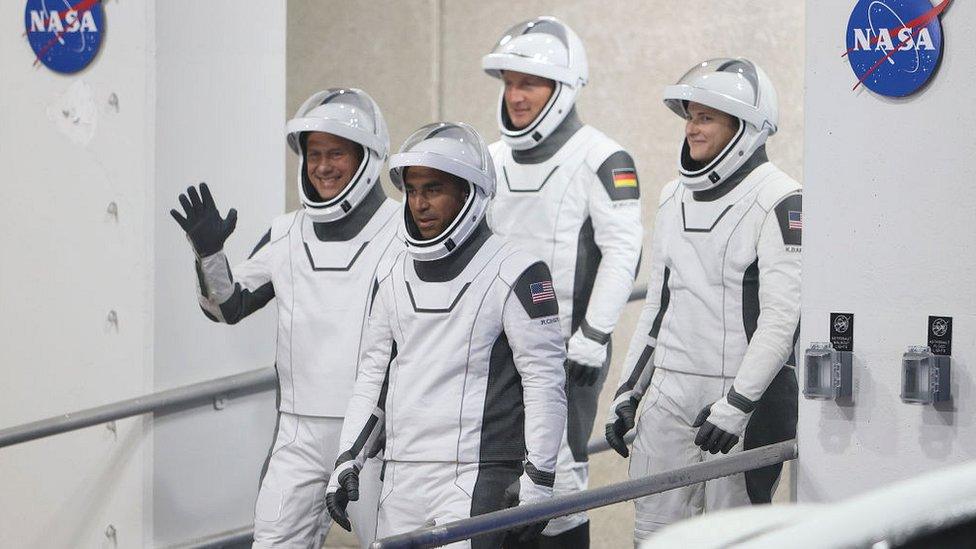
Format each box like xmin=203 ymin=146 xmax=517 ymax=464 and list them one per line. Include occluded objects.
xmin=24 ymin=0 xmax=105 ymax=74
xmin=846 ymin=0 xmax=942 ymax=97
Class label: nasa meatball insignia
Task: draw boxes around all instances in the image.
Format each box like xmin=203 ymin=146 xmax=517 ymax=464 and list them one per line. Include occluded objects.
xmin=24 ymin=0 xmax=105 ymax=74
xmin=844 ymin=0 xmax=950 ymax=97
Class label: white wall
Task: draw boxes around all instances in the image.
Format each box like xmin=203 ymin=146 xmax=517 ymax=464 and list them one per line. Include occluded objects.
xmin=152 ymin=2 xmax=285 ymax=545
xmin=0 ymin=1 xmax=285 ymax=546
xmin=0 ymin=1 xmax=155 ymax=546
xmin=799 ymin=1 xmax=976 ymax=501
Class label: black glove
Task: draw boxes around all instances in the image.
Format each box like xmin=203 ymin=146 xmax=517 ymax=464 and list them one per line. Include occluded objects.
xmin=605 ymin=396 xmax=637 ymax=458
xmin=170 ymin=182 xmax=237 ymax=257
xmin=692 ymin=405 xmax=740 ymax=455
xmin=503 ymin=480 xmax=549 ymax=544
xmin=326 ymin=464 xmax=360 ymax=532
xmin=565 ymin=359 xmax=601 ymax=387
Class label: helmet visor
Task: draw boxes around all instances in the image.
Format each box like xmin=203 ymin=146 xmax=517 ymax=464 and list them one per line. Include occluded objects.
xmin=389 ymin=122 xmax=494 ymax=194
xmin=286 ymin=88 xmax=387 ymax=156
xmin=482 ymin=17 xmax=575 ymax=84
xmin=663 ymin=58 xmax=764 ymax=127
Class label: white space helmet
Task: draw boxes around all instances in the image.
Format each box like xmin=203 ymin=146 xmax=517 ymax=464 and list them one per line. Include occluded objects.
xmin=663 ymin=58 xmax=778 ymax=191
xmin=286 ymin=88 xmax=389 ymax=222
xmin=389 ymin=122 xmax=496 ymax=262
xmin=482 ymin=16 xmax=588 ymax=150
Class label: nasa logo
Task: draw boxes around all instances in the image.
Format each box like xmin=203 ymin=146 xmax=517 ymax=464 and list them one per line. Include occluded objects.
xmin=844 ymin=0 xmax=951 ymax=97
xmin=24 ymin=0 xmax=105 ymax=74
xmin=833 ymin=315 xmax=850 ymax=334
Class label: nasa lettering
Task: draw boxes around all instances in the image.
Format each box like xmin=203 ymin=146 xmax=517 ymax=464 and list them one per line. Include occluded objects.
xmin=24 ymin=0 xmax=105 ymax=74
xmin=845 ymin=0 xmax=948 ymax=97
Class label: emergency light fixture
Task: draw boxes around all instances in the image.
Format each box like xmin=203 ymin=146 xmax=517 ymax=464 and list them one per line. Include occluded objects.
xmin=901 ymin=345 xmax=951 ymax=404
xmin=803 ymin=342 xmax=852 ymax=401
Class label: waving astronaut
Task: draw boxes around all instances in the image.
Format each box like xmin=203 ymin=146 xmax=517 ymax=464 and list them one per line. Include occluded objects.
xmin=481 ymin=17 xmax=644 ymax=547
xmin=171 ymin=88 xmax=400 ymax=548
xmin=605 ymin=58 xmax=801 ymax=542
xmin=327 ymin=122 xmax=567 ymax=548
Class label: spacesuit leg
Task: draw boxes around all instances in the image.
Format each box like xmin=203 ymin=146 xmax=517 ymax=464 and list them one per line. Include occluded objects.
xmin=630 ymin=370 xmax=708 ymax=542
xmin=252 ymin=413 xmax=330 ymax=549
xmin=375 ymin=461 xmax=426 ymax=541
xmin=703 ymin=369 xmax=797 ymax=513
xmin=347 ymin=456 xmax=383 ymax=547
xmin=742 ymin=366 xmax=798 ymax=504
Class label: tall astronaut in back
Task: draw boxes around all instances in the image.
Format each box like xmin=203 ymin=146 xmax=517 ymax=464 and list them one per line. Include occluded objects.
xmin=170 ymin=88 xmax=400 ymax=548
xmin=327 ymin=122 xmax=567 ymax=548
xmin=481 ymin=16 xmax=643 ymax=547
xmin=605 ymin=59 xmax=801 ymax=542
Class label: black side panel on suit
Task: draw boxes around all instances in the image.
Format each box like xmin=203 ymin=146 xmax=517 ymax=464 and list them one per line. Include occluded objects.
xmin=250 ymin=229 xmax=272 ymax=258
xmin=481 ymin=333 xmax=527 ymax=461
xmin=565 ymin=218 xmax=608 ymax=462
xmin=571 ymin=219 xmax=600 ymax=332
xmin=743 ymin=366 xmax=798 ymax=503
xmin=566 ymin=340 xmax=610 ymax=463
xmin=470 ymin=461 xmax=523 ymax=549
xmin=742 ymin=259 xmax=760 ymax=342
xmin=650 ymin=267 xmax=672 ymax=339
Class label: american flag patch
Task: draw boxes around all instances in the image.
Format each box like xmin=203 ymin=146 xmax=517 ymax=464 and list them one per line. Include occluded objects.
xmin=529 ymin=281 xmax=556 ymax=304
xmin=788 ymin=211 xmax=802 ymax=230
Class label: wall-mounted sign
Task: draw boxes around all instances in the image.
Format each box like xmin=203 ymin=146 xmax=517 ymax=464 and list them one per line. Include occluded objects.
xmin=24 ymin=0 xmax=104 ymax=74
xmin=927 ymin=315 xmax=952 ymax=356
xmin=844 ymin=0 xmax=951 ymax=97
xmin=830 ymin=312 xmax=854 ymax=352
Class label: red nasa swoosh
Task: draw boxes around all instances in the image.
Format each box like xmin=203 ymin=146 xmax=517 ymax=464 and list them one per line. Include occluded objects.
xmin=842 ymin=0 xmax=953 ymax=91
xmin=28 ymin=0 xmax=101 ymax=67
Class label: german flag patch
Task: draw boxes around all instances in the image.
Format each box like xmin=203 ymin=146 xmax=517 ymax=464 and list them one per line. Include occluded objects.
xmin=597 ymin=151 xmax=640 ymax=201
xmin=612 ymin=168 xmax=638 ymax=188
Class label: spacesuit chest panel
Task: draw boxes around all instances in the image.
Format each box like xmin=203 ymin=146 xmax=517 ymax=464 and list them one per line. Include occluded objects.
xmin=674 ymin=180 xmax=763 ymax=282
xmin=390 ymin=236 xmax=507 ymax=346
xmin=654 ymin=181 xmax=765 ymax=377
xmin=491 ymin=129 xmax=594 ymax=253
xmin=275 ymin=204 xmax=399 ymax=416
xmin=383 ymin=237 xmax=512 ymax=461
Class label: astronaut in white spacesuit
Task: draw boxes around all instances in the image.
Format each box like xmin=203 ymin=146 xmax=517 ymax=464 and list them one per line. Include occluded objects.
xmin=326 ymin=122 xmax=567 ymax=548
xmin=481 ymin=17 xmax=644 ymax=547
xmin=605 ymin=58 xmax=801 ymax=542
xmin=171 ymin=88 xmax=399 ymax=548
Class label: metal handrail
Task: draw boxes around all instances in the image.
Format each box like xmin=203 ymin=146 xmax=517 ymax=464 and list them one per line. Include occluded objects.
xmin=0 ymin=367 xmax=277 ymax=449
xmin=371 ymin=440 xmax=798 ymax=549
xmin=0 ymin=286 xmax=648 ymax=450
xmin=165 ymin=431 xmax=637 ymax=549
xmin=0 ymin=283 xmax=651 ymax=547
xmin=161 ymin=525 xmax=254 ymax=549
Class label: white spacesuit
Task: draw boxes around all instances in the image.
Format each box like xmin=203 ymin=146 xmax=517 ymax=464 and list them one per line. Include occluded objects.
xmin=327 ymin=122 xmax=567 ymax=548
xmin=172 ymin=88 xmax=400 ymax=548
xmin=482 ymin=16 xmax=643 ymax=545
xmin=605 ymin=59 xmax=801 ymax=541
